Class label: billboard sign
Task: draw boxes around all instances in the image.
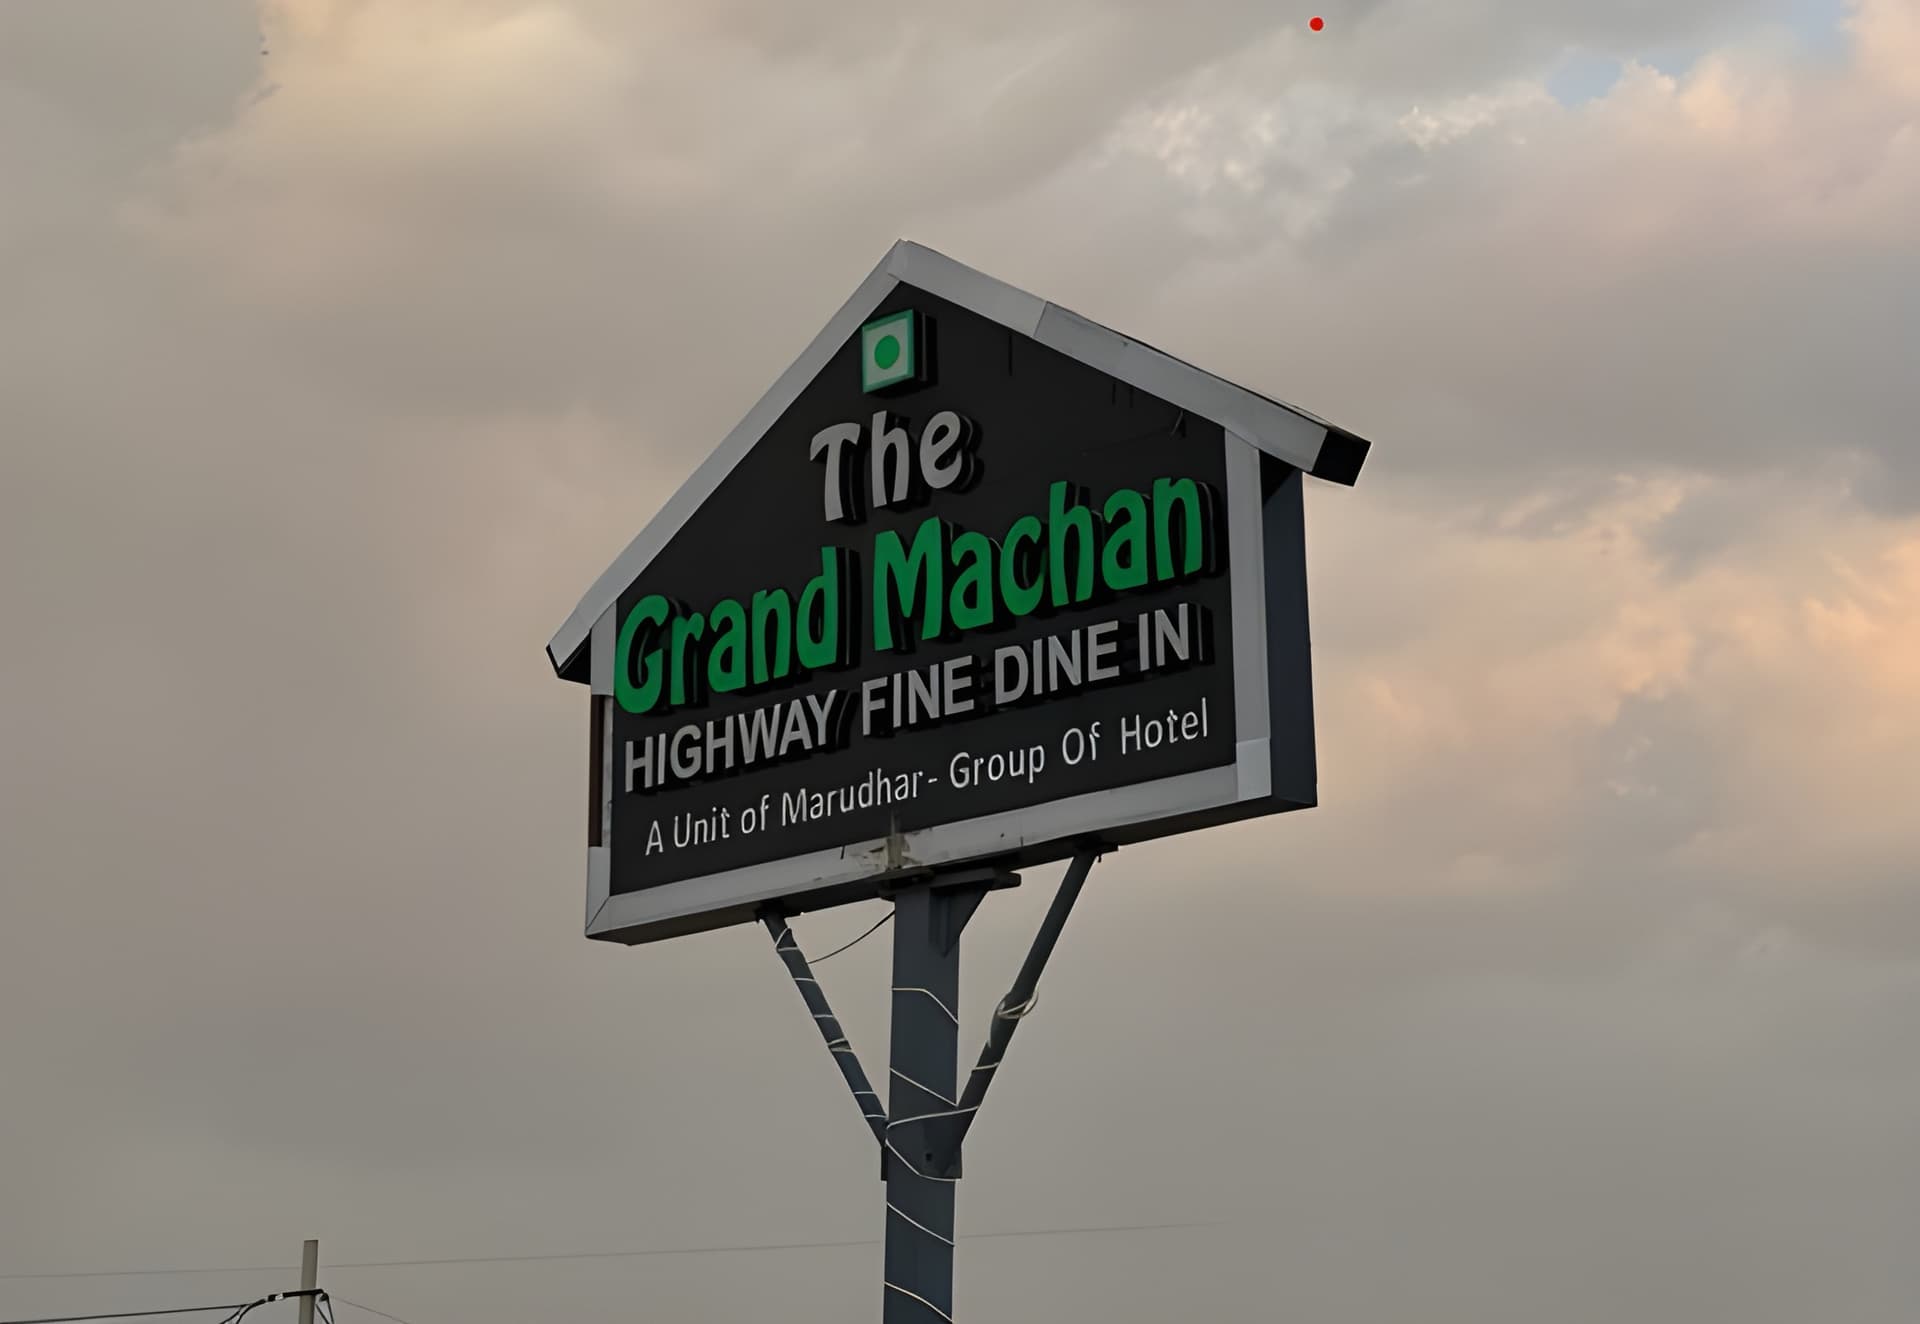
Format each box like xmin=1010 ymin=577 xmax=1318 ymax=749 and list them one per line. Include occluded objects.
xmin=548 ymin=242 xmax=1371 ymax=943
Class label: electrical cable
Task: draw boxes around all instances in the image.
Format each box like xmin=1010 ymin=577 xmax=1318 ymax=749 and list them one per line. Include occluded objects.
xmin=1 ymin=1218 xmax=1224 ymax=1288
xmin=217 ymin=1290 xmax=322 ymax=1324
xmin=0 ymin=1292 xmax=320 ymax=1324
xmin=321 ymin=1218 xmax=1221 ymax=1268
xmin=0 ymin=1287 xmax=325 ymax=1324
xmin=0 ymin=1271 xmax=285 ymax=1286
xmin=327 ymin=1300 xmax=413 ymax=1324
xmin=808 ymin=911 xmax=892 ymax=963
xmin=0 ymin=1307 xmax=247 ymax=1324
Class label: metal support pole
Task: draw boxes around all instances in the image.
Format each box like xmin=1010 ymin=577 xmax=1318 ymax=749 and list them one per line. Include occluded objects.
xmin=296 ymin=1239 xmax=318 ymax=1324
xmin=882 ymin=880 xmax=986 ymax=1323
xmin=763 ymin=913 xmax=887 ymax=1141
xmin=758 ymin=859 xmax=1073 ymax=1322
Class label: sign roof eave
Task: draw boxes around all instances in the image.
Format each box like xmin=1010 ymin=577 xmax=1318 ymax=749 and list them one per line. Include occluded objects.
xmin=547 ymin=239 xmax=1373 ymax=678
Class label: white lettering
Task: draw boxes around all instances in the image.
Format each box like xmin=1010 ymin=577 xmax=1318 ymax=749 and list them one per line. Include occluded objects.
xmin=920 ymin=410 xmax=974 ymax=490
xmin=670 ymin=724 xmax=702 ymax=778
xmin=625 ymin=737 xmax=654 ymax=793
xmin=777 ymin=700 xmax=812 ymax=757
xmin=870 ymin=411 xmax=913 ymax=508
xmin=809 ymin=423 xmax=863 ymax=522
xmin=994 ymin=644 xmax=1029 ymax=703
xmin=1119 ymin=703 xmax=1208 ymax=755
xmin=740 ymin=705 xmax=782 ymax=763
xmin=861 ymin=676 xmax=889 ymax=736
xmin=942 ymin=655 xmax=976 ymax=716
xmin=948 ymin=744 xmax=1046 ymax=790
xmin=1087 ymin=619 xmax=1120 ymax=681
xmin=804 ymin=689 xmax=840 ymax=746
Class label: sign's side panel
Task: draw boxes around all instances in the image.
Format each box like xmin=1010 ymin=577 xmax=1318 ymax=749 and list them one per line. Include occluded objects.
xmin=1260 ymin=456 xmax=1316 ymax=810
xmin=604 ymin=284 xmax=1244 ymax=895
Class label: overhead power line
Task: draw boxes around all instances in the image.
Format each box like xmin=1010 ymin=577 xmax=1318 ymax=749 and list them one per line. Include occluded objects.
xmin=0 ymin=1217 xmax=1221 ymax=1283
xmin=0 ymin=1289 xmax=325 ymax=1324
xmin=321 ymin=1218 xmax=1221 ymax=1271
xmin=0 ymin=1307 xmax=247 ymax=1324
xmin=328 ymin=1300 xmax=413 ymax=1324
xmin=0 ymin=1270 xmax=286 ymax=1286
xmin=0 ymin=1289 xmax=320 ymax=1324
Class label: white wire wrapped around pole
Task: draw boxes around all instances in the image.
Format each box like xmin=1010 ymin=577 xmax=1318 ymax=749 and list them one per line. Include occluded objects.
xmin=763 ymin=913 xmax=888 ymax=1142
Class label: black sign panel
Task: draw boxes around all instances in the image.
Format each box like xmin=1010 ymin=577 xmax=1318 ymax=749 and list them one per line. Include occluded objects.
xmin=606 ymin=284 xmax=1253 ymax=894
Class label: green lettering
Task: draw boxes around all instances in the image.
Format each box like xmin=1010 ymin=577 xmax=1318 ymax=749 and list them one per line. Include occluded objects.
xmin=950 ymin=531 xmax=996 ymax=631
xmin=750 ymin=588 xmax=793 ymax=686
xmin=613 ymin=595 xmax=669 ymax=715
xmin=707 ymin=599 xmax=747 ymax=693
xmin=797 ymin=548 xmax=846 ymax=670
xmin=873 ymin=517 xmax=947 ymax=651
xmin=1153 ymin=477 xmax=1207 ymax=579
xmin=1101 ymin=487 xmax=1149 ymax=591
xmin=1000 ymin=516 xmax=1043 ymax=618
xmin=1047 ymin=482 xmax=1096 ymax=608
xmin=669 ymin=612 xmax=705 ymax=707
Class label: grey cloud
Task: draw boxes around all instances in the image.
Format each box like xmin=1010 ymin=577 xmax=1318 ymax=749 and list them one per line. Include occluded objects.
xmin=0 ymin=0 xmax=257 ymax=150
xmin=3 ymin=2 xmax=1919 ymax=1322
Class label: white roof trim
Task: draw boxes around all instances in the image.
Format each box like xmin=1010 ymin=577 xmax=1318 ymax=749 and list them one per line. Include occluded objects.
xmin=547 ymin=239 xmax=1370 ymax=675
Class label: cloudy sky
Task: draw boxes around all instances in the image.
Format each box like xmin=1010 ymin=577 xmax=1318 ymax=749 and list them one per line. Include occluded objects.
xmin=3 ymin=0 xmax=1918 ymax=1321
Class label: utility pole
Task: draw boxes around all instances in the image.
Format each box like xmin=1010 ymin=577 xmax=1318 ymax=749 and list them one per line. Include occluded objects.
xmin=297 ymin=1239 xmax=318 ymax=1324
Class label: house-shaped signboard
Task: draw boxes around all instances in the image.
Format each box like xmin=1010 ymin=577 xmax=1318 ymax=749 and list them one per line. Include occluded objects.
xmin=548 ymin=242 xmax=1373 ymax=945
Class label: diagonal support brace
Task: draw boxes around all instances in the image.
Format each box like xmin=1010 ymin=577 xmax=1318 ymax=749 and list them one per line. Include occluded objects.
xmin=763 ymin=911 xmax=887 ymax=1142
xmin=948 ymin=848 xmax=1101 ymax=1153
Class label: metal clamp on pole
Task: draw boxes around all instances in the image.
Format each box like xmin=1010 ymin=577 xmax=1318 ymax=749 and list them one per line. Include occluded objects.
xmin=950 ymin=848 xmax=1101 ymax=1146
